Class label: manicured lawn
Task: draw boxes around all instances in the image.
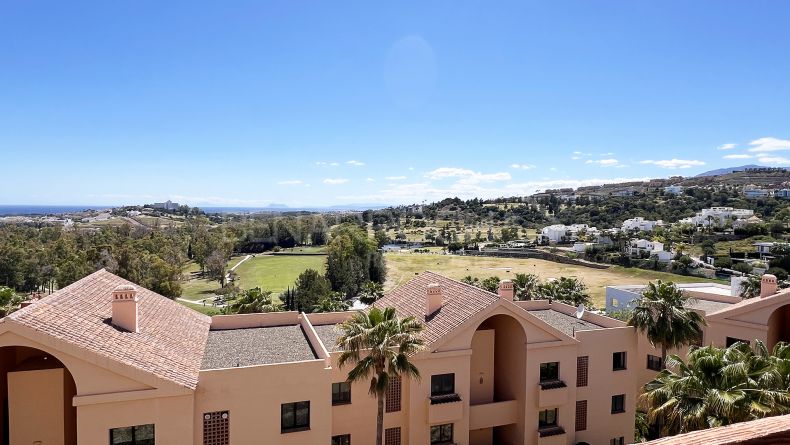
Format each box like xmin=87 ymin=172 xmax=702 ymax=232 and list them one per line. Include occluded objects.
xmin=385 ymin=252 xmax=721 ymax=308
xmin=229 ymin=254 xmax=327 ymax=294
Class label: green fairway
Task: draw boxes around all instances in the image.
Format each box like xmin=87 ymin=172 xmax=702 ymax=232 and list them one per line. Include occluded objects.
xmin=232 ymin=254 xmax=327 ymax=293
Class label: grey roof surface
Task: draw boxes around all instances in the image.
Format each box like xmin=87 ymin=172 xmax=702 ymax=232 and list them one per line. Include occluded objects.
xmin=526 ymin=309 xmax=604 ymax=337
xmin=686 ymin=299 xmax=733 ymax=314
xmin=313 ymin=324 xmax=343 ymax=352
xmin=201 ymin=325 xmax=317 ymax=369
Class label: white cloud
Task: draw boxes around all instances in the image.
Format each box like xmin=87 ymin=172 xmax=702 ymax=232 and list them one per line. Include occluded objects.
xmin=408 ymin=166 xmax=415 ymax=171
xmin=510 ymin=163 xmax=536 ymax=170
xmin=277 ymin=180 xmax=303 ymax=185
xmin=757 ymin=156 xmax=790 ymax=166
xmin=426 ymin=167 xmax=511 ymax=184
xmin=585 ymin=158 xmax=621 ymax=167
xmin=639 ymin=159 xmax=706 ymax=169
xmin=718 ymin=143 xmax=737 ymax=150
xmin=571 ymin=151 xmax=592 ymax=160
xmin=748 ymin=137 xmax=790 ymax=153
xmin=346 ymin=160 xmax=365 ymax=166
xmin=386 ymin=176 xmax=407 ymax=181
xmin=366 ymin=177 xmax=375 ymax=182
xmin=316 ymin=161 xmax=340 ymax=166
xmin=722 ymin=154 xmax=752 ymax=160
xmin=323 ymin=178 xmax=349 ymax=185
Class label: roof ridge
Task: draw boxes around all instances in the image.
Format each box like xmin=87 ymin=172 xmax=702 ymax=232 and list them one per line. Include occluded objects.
xmin=421 ymin=270 xmax=500 ymax=299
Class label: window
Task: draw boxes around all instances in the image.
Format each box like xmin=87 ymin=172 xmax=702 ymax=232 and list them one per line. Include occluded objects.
xmin=540 ymin=362 xmax=560 ymax=382
xmin=203 ymin=412 xmax=229 ymax=445
xmin=575 ymin=400 xmax=587 ymax=431
xmin=332 ymin=382 xmax=352 ymax=405
xmin=647 ymin=354 xmax=663 ymax=371
xmin=110 ymin=424 xmax=154 ymax=445
xmin=613 ymin=351 xmax=627 ymax=371
xmin=281 ymin=401 xmax=310 ymax=433
xmin=386 ymin=376 xmax=402 ymax=412
xmin=577 ymin=356 xmax=589 ymax=387
xmin=727 ymin=337 xmax=749 ymax=347
xmin=332 ymin=434 xmax=351 ymax=445
xmin=538 ymin=408 xmax=558 ymax=429
xmin=431 ymin=373 xmax=455 ymax=396
xmin=611 ymin=298 xmax=619 ymax=308
xmin=430 ymin=423 xmax=453 ymax=444
xmin=611 ymin=394 xmax=625 ymax=414
xmin=384 ymin=427 xmax=401 ymax=445
xmin=610 ymin=437 xmax=625 ymax=445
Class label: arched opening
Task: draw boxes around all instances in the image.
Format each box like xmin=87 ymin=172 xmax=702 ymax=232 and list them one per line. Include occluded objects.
xmin=0 ymin=346 xmax=77 ymax=445
xmin=468 ymin=314 xmax=527 ymax=445
xmin=767 ymin=304 xmax=790 ymax=351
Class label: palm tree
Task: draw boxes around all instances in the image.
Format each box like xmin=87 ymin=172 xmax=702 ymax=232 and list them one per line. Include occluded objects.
xmin=740 ymin=275 xmax=762 ymax=299
xmin=628 ymin=280 xmax=705 ymax=368
xmin=313 ymin=292 xmax=350 ymax=313
xmin=336 ymin=307 xmax=424 ymax=445
xmin=224 ymin=287 xmax=279 ymax=314
xmin=642 ymin=341 xmax=790 ymax=436
xmin=539 ymin=277 xmax=591 ymax=307
xmin=512 ymin=273 xmax=541 ymax=300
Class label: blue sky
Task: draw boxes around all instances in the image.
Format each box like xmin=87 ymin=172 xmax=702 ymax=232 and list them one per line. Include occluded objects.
xmin=2 ymin=1 xmax=790 ymax=207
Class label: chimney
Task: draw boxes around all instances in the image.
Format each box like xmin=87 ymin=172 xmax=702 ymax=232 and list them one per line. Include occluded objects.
xmin=761 ymin=274 xmax=778 ymax=298
xmin=498 ymin=280 xmax=515 ymax=301
xmin=112 ymin=284 xmax=139 ymax=332
xmin=426 ymin=283 xmax=443 ymax=317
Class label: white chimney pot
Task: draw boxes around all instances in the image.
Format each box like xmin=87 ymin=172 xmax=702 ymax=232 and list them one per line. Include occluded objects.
xmin=112 ymin=284 xmax=140 ymax=333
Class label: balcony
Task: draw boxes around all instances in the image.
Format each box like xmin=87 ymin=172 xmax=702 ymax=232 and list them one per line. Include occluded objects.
xmin=538 ymin=380 xmax=568 ymax=408
xmin=537 ymin=426 xmax=566 ymax=445
xmin=469 ymin=400 xmax=518 ymax=430
xmin=427 ymin=393 xmax=463 ymax=424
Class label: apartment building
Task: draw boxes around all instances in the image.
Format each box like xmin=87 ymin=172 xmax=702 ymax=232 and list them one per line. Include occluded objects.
xmin=0 ymin=269 xmax=637 ymax=445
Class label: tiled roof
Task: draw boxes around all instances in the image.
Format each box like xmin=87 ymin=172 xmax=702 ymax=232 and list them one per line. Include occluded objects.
xmin=202 ymin=325 xmax=317 ymax=369
xmin=313 ymin=323 xmax=343 ymax=352
xmin=641 ymin=414 xmax=790 ymax=445
xmin=8 ymin=269 xmax=211 ymax=389
xmin=374 ymin=271 xmax=499 ymax=346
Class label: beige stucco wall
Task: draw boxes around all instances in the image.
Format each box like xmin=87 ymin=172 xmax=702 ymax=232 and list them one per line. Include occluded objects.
xmin=8 ymin=368 xmax=66 ymax=445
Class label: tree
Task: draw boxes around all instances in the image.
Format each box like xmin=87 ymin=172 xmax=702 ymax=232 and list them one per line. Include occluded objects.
xmin=326 ymin=224 xmax=386 ymax=298
xmin=512 ymin=273 xmax=541 ymax=300
xmin=294 ymin=269 xmax=332 ymax=313
xmin=740 ymin=275 xmax=763 ymax=299
xmin=479 ymin=276 xmax=501 ymax=293
xmin=337 ymin=307 xmax=424 ymax=445
xmin=359 ymin=281 xmax=384 ymax=305
xmin=0 ymin=286 xmax=24 ymax=316
xmin=642 ymin=341 xmax=790 ymax=436
xmin=538 ymin=277 xmax=591 ymax=306
xmin=205 ymin=250 xmax=227 ymax=286
xmin=313 ymin=292 xmax=350 ymax=313
xmin=225 ymin=287 xmax=279 ymax=314
xmin=628 ymin=280 xmax=705 ymax=369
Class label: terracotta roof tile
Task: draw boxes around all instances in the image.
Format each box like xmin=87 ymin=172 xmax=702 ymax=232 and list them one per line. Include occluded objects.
xmin=641 ymin=414 xmax=790 ymax=445
xmin=374 ymin=271 xmax=499 ymax=346
xmin=8 ymin=269 xmax=211 ymax=389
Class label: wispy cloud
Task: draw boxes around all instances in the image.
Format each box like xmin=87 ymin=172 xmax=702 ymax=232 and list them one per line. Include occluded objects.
xmin=366 ymin=177 xmax=375 ymax=182
xmin=386 ymin=176 xmax=407 ymax=181
xmin=511 ymin=163 xmax=536 ymax=170
xmin=639 ymin=159 xmax=705 ymax=169
xmin=748 ymin=137 xmax=790 ymax=153
xmin=426 ymin=167 xmax=511 ymax=184
xmin=346 ymin=160 xmax=365 ymax=166
xmin=585 ymin=158 xmax=621 ymax=167
xmin=571 ymin=151 xmax=592 ymax=160
xmin=277 ymin=180 xmax=303 ymax=185
xmin=316 ymin=161 xmax=340 ymax=166
xmin=757 ymin=156 xmax=790 ymax=166
xmin=722 ymin=154 xmax=752 ymax=160
xmin=323 ymin=178 xmax=349 ymax=185
xmin=718 ymin=143 xmax=737 ymax=150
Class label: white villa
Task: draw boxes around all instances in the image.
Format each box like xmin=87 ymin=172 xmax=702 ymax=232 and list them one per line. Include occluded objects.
xmin=626 ymin=239 xmax=672 ymax=262
xmin=539 ymin=224 xmax=594 ymax=243
xmin=621 ymin=217 xmax=661 ymax=232
xmin=663 ymin=185 xmax=683 ymax=195
xmin=679 ymin=207 xmax=754 ymax=228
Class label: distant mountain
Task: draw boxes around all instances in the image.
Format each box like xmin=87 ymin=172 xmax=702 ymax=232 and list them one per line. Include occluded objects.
xmin=695 ymin=165 xmax=767 ymax=177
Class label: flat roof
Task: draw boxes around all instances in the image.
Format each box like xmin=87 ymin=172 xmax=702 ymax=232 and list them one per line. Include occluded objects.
xmin=201 ymin=325 xmax=317 ymax=369
xmin=313 ymin=324 xmax=343 ymax=352
xmin=526 ymin=309 xmax=604 ymax=337
xmin=686 ymin=299 xmax=734 ymax=314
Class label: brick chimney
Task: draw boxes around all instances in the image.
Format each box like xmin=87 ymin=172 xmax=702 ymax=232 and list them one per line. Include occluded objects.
xmin=761 ymin=274 xmax=778 ymax=298
xmin=426 ymin=283 xmax=443 ymax=317
xmin=498 ymin=280 xmax=515 ymax=301
xmin=112 ymin=284 xmax=139 ymax=332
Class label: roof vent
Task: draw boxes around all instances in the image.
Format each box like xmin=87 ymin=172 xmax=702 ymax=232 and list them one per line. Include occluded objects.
xmin=112 ymin=284 xmax=139 ymax=333
xmin=761 ymin=274 xmax=778 ymax=298
xmin=426 ymin=283 xmax=443 ymax=317
xmin=498 ymin=280 xmax=515 ymax=301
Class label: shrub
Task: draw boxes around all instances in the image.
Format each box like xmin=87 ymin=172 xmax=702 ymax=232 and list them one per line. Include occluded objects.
xmin=733 ymin=262 xmax=753 ymax=274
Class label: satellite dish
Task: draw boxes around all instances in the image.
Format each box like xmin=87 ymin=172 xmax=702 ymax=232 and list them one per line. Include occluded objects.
xmin=575 ymin=304 xmax=586 ymax=319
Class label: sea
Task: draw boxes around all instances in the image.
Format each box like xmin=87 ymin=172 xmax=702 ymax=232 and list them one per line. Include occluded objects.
xmin=0 ymin=205 xmax=111 ymax=216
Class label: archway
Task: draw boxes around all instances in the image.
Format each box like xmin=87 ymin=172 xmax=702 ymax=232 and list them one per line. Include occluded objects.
xmin=767 ymin=304 xmax=790 ymax=351
xmin=0 ymin=346 xmax=77 ymax=445
xmin=469 ymin=313 xmax=527 ymax=445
